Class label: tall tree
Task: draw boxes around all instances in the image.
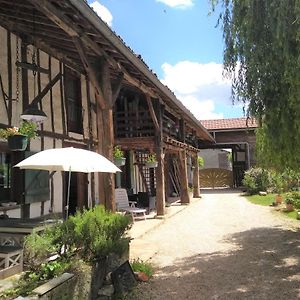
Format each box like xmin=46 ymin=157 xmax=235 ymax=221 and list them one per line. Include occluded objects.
xmin=213 ymin=0 xmax=300 ymax=170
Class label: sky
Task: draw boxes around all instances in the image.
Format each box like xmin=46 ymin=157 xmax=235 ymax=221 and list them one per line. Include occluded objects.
xmin=88 ymin=0 xmax=245 ymax=120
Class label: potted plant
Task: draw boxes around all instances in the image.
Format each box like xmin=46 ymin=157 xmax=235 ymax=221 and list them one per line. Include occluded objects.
xmin=0 ymin=121 xmax=38 ymax=151
xmin=113 ymin=146 xmax=126 ymax=167
xmin=285 ymin=197 xmax=294 ymax=212
xmin=145 ymin=153 xmax=158 ymax=168
xmin=273 ymin=173 xmax=284 ymax=204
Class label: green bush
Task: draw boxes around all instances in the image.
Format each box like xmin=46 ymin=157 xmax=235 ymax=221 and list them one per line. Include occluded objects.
xmin=286 ymin=191 xmax=300 ymax=209
xmin=25 ymin=205 xmax=131 ymax=265
xmin=242 ymin=168 xmax=272 ymax=194
xmin=4 ymin=206 xmax=131 ymax=298
xmin=69 ymin=205 xmax=131 ymax=261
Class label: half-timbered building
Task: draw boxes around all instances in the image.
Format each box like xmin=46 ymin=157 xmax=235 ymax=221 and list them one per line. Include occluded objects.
xmin=0 ymin=0 xmax=214 ymax=219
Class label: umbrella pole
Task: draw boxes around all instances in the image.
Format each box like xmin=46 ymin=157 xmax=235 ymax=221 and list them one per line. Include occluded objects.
xmin=65 ymin=168 xmax=71 ymax=219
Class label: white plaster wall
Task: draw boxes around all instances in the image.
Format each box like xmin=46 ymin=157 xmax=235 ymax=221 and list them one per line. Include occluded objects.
xmin=6 ymin=209 xmax=21 ymax=218
xmin=0 ymin=25 xmax=99 ymax=219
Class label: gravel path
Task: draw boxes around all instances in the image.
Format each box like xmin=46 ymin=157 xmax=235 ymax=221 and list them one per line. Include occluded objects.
xmin=129 ymin=190 xmax=300 ymax=300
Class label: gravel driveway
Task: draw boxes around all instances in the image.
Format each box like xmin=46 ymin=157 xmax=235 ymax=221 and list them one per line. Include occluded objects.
xmin=129 ymin=189 xmax=300 ymax=300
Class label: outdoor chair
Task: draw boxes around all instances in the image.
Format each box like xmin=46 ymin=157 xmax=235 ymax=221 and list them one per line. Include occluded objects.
xmin=115 ymin=188 xmax=146 ymax=222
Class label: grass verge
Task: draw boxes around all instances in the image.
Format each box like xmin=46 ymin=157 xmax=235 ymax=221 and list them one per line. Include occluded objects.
xmin=245 ymin=193 xmax=299 ymax=221
xmin=245 ymin=193 xmax=276 ymax=206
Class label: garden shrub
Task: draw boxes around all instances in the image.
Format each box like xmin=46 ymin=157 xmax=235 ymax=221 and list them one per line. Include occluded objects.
xmin=8 ymin=205 xmax=132 ymax=298
xmin=69 ymin=205 xmax=131 ymax=261
xmin=286 ymin=191 xmax=300 ymax=209
xmin=242 ymin=168 xmax=272 ymax=194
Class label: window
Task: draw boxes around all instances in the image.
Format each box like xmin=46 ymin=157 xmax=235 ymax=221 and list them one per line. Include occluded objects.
xmin=64 ymin=68 xmax=83 ymax=134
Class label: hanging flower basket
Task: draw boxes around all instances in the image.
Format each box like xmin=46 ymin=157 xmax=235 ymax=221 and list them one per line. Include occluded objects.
xmin=8 ymin=135 xmax=28 ymax=151
xmin=114 ymin=157 xmax=126 ymax=167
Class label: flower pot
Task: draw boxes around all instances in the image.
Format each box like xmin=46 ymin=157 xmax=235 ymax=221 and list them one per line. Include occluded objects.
xmin=275 ymin=194 xmax=283 ymax=204
xmin=114 ymin=157 xmax=126 ymax=167
xmin=8 ymin=135 xmax=28 ymax=151
xmin=286 ymin=203 xmax=294 ymax=212
xmin=145 ymin=161 xmax=158 ymax=168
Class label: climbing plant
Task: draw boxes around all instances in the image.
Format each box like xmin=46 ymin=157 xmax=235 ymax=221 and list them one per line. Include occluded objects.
xmin=211 ymin=0 xmax=300 ymax=170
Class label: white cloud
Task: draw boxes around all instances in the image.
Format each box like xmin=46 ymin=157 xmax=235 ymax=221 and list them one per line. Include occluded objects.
xmin=160 ymin=61 xmax=232 ymax=120
xmin=90 ymin=1 xmax=113 ymax=26
xmin=156 ymin=0 xmax=194 ymax=9
xmin=179 ymin=96 xmax=224 ymax=120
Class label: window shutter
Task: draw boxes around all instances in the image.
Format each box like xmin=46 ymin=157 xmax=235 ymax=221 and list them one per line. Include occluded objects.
xmin=24 ymin=151 xmax=50 ymax=204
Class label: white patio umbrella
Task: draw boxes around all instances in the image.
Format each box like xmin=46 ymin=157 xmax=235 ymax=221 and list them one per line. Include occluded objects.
xmin=15 ymin=147 xmax=121 ymax=217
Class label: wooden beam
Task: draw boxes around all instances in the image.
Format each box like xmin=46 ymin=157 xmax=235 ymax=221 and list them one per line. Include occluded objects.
xmin=154 ymin=100 xmax=165 ymax=216
xmin=114 ymin=137 xmax=155 ymax=151
xmin=0 ymin=18 xmax=82 ymax=72
xmin=112 ymin=72 xmax=124 ymax=106
xmin=28 ymin=0 xmax=78 ymax=37
xmin=193 ymin=154 xmax=200 ymax=198
xmin=73 ymin=36 xmax=106 ymax=110
xmin=146 ymin=94 xmax=160 ymax=132
xmin=31 ymin=72 xmax=61 ymax=106
xmin=3 ymin=1 xmax=161 ymax=102
xmin=179 ymin=150 xmax=190 ymax=204
xmin=16 ymin=61 xmax=49 ymax=75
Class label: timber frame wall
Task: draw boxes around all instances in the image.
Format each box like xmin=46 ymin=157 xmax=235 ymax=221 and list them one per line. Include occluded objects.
xmin=0 ymin=0 xmax=214 ymax=217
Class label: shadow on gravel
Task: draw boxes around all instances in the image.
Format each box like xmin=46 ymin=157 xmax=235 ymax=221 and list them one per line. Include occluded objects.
xmin=132 ymin=227 xmax=300 ymax=300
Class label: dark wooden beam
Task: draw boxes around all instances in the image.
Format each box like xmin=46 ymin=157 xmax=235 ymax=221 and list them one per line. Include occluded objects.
xmin=28 ymin=0 xmax=78 ymax=37
xmin=0 ymin=18 xmax=82 ymax=72
xmin=30 ymin=72 xmax=61 ymax=106
xmin=193 ymin=154 xmax=200 ymax=198
xmin=16 ymin=61 xmax=49 ymax=75
xmin=146 ymin=94 xmax=160 ymax=132
xmin=73 ymin=36 xmax=106 ymax=109
xmin=112 ymin=72 xmax=124 ymax=106
xmin=114 ymin=137 xmax=155 ymax=151
xmin=154 ymin=100 xmax=165 ymax=216
xmin=179 ymin=150 xmax=190 ymax=204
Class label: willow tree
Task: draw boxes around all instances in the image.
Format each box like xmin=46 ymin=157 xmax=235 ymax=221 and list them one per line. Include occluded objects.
xmin=213 ymin=0 xmax=300 ymax=170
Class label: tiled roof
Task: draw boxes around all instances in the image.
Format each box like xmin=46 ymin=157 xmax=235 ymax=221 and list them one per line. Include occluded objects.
xmin=200 ymin=117 xmax=258 ymax=130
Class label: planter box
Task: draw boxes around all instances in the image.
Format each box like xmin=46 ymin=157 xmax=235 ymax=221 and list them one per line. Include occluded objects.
xmin=7 ymin=135 xmax=28 ymax=151
xmin=145 ymin=162 xmax=158 ymax=168
xmin=114 ymin=157 xmax=126 ymax=167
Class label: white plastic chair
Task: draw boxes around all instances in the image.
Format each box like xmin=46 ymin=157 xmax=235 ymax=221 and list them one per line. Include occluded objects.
xmin=115 ymin=188 xmax=146 ymax=222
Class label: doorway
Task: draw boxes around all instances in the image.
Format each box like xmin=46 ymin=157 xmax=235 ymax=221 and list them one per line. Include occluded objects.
xmin=65 ymin=172 xmax=88 ymax=216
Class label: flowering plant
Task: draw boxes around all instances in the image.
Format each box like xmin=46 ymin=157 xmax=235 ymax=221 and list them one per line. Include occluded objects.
xmin=0 ymin=121 xmax=38 ymax=140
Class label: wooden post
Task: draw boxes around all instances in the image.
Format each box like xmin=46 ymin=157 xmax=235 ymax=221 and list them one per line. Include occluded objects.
xmin=179 ymin=150 xmax=190 ymax=204
xmin=154 ymin=100 xmax=165 ymax=216
xmin=193 ymin=153 xmax=200 ymax=197
xmin=94 ymin=58 xmax=115 ymax=211
xmin=98 ymin=108 xmax=115 ymax=211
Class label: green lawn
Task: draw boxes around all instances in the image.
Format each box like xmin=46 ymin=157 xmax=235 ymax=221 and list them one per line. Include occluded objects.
xmin=245 ymin=193 xmax=276 ymax=206
xmin=245 ymin=193 xmax=299 ymax=221
xmin=282 ymin=210 xmax=298 ymax=220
